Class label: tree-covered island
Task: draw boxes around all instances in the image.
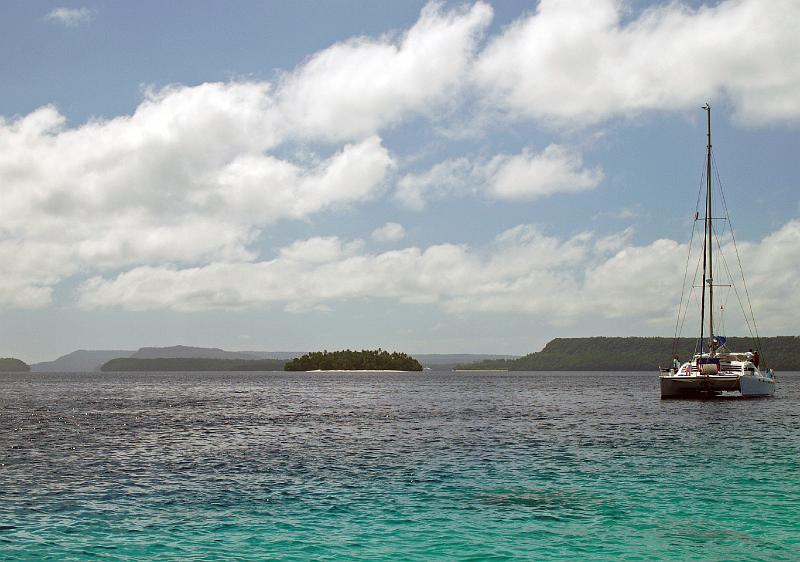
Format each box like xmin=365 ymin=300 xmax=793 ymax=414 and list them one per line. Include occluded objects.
xmin=285 ymin=349 xmax=423 ymax=371
xmin=0 ymin=358 xmax=30 ymax=372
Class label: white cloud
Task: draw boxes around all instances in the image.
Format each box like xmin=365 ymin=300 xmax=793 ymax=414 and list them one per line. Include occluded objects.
xmin=7 ymin=0 xmax=799 ymax=320
xmin=372 ymin=222 xmax=407 ymax=243
xmin=474 ymin=0 xmax=800 ymax=125
xmin=483 ymin=144 xmax=603 ymax=201
xmin=77 ymin=219 xmax=800 ymax=333
xmin=214 ymin=135 xmax=393 ymax=223
xmin=395 ymin=157 xmax=474 ymax=210
xmin=70 ymin=223 xmax=658 ymax=316
xmin=734 ymin=220 xmax=800 ymax=333
xmin=0 ymin=2 xmax=505 ymax=308
xmin=396 ymin=144 xmax=602 ymax=208
xmin=279 ymin=237 xmax=364 ymax=264
xmin=0 ymin=84 xmax=394 ymax=308
xmin=277 ymin=1 xmax=493 ymax=140
xmin=45 ymin=7 xmax=96 ymax=27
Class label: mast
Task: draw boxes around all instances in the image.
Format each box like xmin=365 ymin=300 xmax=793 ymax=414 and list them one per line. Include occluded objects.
xmin=703 ymin=103 xmax=714 ymax=356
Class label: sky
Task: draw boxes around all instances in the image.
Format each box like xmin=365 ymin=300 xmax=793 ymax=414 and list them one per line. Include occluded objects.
xmin=1 ymin=0 xmax=799 ymax=363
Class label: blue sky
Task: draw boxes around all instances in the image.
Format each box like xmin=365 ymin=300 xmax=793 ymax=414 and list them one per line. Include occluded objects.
xmin=1 ymin=1 xmax=798 ymax=362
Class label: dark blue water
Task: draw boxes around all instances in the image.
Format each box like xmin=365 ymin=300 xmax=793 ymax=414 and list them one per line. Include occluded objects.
xmin=2 ymin=371 xmax=799 ymax=560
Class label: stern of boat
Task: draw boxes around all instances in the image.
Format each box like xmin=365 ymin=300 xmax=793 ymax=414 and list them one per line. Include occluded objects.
xmin=660 ymin=372 xmax=740 ymax=399
xmin=739 ymin=371 xmax=776 ymax=397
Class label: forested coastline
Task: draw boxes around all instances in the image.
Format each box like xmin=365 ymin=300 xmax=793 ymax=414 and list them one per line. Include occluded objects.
xmin=456 ymin=337 xmax=800 ymax=371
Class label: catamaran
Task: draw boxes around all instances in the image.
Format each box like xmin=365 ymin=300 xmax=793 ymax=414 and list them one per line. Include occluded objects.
xmin=659 ymin=104 xmax=775 ymax=398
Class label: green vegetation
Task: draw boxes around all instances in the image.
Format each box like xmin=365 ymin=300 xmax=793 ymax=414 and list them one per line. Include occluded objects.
xmin=456 ymin=336 xmax=800 ymax=371
xmin=100 ymin=357 xmax=286 ymax=372
xmin=0 ymin=358 xmax=30 ymax=372
xmin=285 ymin=349 xmax=423 ymax=371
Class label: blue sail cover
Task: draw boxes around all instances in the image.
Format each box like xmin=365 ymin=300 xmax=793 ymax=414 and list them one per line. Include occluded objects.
xmin=698 ymin=357 xmax=721 ymax=366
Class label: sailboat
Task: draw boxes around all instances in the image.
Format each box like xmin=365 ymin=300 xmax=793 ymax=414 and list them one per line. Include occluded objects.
xmin=659 ymin=104 xmax=776 ymax=398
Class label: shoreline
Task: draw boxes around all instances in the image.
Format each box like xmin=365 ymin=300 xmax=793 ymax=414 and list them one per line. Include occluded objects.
xmin=306 ymin=369 xmax=409 ymax=373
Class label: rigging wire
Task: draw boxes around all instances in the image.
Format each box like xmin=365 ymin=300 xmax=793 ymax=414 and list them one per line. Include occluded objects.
xmin=678 ymin=240 xmax=705 ymax=351
xmin=714 ymin=224 xmax=757 ymax=342
xmin=670 ymin=128 xmax=767 ymax=368
xmin=713 ymin=230 xmax=734 ymax=345
xmin=673 ymin=215 xmax=699 ymax=353
xmin=673 ymin=157 xmax=709 ymax=355
xmin=691 ymin=288 xmax=703 ymax=357
xmin=711 ymin=152 xmax=766 ymax=365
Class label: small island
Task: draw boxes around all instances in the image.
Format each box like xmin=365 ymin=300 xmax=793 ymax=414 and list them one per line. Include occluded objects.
xmin=0 ymin=358 xmax=30 ymax=372
xmin=285 ymin=349 xmax=423 ymax=371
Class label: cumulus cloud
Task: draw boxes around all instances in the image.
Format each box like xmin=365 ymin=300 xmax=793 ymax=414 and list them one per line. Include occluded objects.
xmin=474 ymin=0 xmax=800 ymax=125
xmin=76 ymin=226 xmax=575 ymax=312
xmin=732 ymin=220 xmax=800 ymax=332
xmin=279 ymin=237 xmax=364 ymax=264
xmin=0 ymin=84 xmax=394 ymax=307
xmin=484 ymin=144 xmax=603 ymax=200
xmin=371 ymin=222 xmax=407 ymax=243
xmin=0 ymin=2 xmax=505 ymax=308
xmin=395 ymin=157 xmax=474 ymax=209
xmin=277 ymin=1 xmax=493 ymax=140
xmin=73 ymin=225 xmax=684 ymax=320
xmin=396 ymin=145 xmax=602 ymax=208
xmin=6 ymin=0 xmax=799 ymax=318
xmin=45 ymin=7 xmax=96 ymax=27
xmin=74 ymin=220 xmax=800 ymax=333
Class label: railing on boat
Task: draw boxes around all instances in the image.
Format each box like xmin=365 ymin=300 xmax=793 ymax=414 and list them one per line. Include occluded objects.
xmin=659 ymin=363 xmax=752 ymax=376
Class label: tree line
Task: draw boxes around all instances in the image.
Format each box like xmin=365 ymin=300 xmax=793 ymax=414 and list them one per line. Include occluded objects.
xmin=456 ymin=336 xmax=800 ymax=371
xmin=285 ymin=349 xmax=423 ymax=371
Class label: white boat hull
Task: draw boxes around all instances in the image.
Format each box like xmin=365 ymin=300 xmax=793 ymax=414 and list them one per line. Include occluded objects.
xmin=739 ymin=373 xmax=776 ymax=396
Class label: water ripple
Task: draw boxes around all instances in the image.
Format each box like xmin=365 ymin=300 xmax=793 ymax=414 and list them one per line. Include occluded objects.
xmin=1 ymin=371 xmax=799 ymax=560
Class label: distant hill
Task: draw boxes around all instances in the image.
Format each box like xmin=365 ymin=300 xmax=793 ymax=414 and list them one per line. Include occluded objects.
xmin=31 ymin=347 xmax=510 ymax=373
xmin=101 ymin=357 xmax=287 ymax=372
xmin=31 ymin=350 xmax=134 ymax=372
xmin=132 ymin=346 xmax=306 ymax=360
xmin=456 ymin=337 xmax=800 ymax=371
xmin=0 ymin=358 xmax=30 ymax=372
xmin=243 ymin=351 xmax=307 ymax=360
xmin=132 ymin=345 xmax=262 ymax=360
xmin=414 ymin=354 xmax=518 ymax=369
xmin=31 ymin=346 xmax=306 ymax=372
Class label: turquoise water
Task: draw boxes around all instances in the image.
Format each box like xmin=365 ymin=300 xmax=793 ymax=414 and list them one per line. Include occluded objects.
xmin=2 ymin=371 xmax=799 ymax=560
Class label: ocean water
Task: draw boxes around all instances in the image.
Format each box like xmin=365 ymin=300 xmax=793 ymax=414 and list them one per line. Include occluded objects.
xmin=2 ymin=371 xmax=799 ymax=561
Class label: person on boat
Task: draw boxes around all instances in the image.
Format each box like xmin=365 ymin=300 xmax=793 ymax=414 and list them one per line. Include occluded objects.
xmin=746 ymin=349 xmax=755 ymax=362
xmin=753 ymin=350 xmax=760 ymax=367
xmin=672 ymin=355 xmax=681 ymax=371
